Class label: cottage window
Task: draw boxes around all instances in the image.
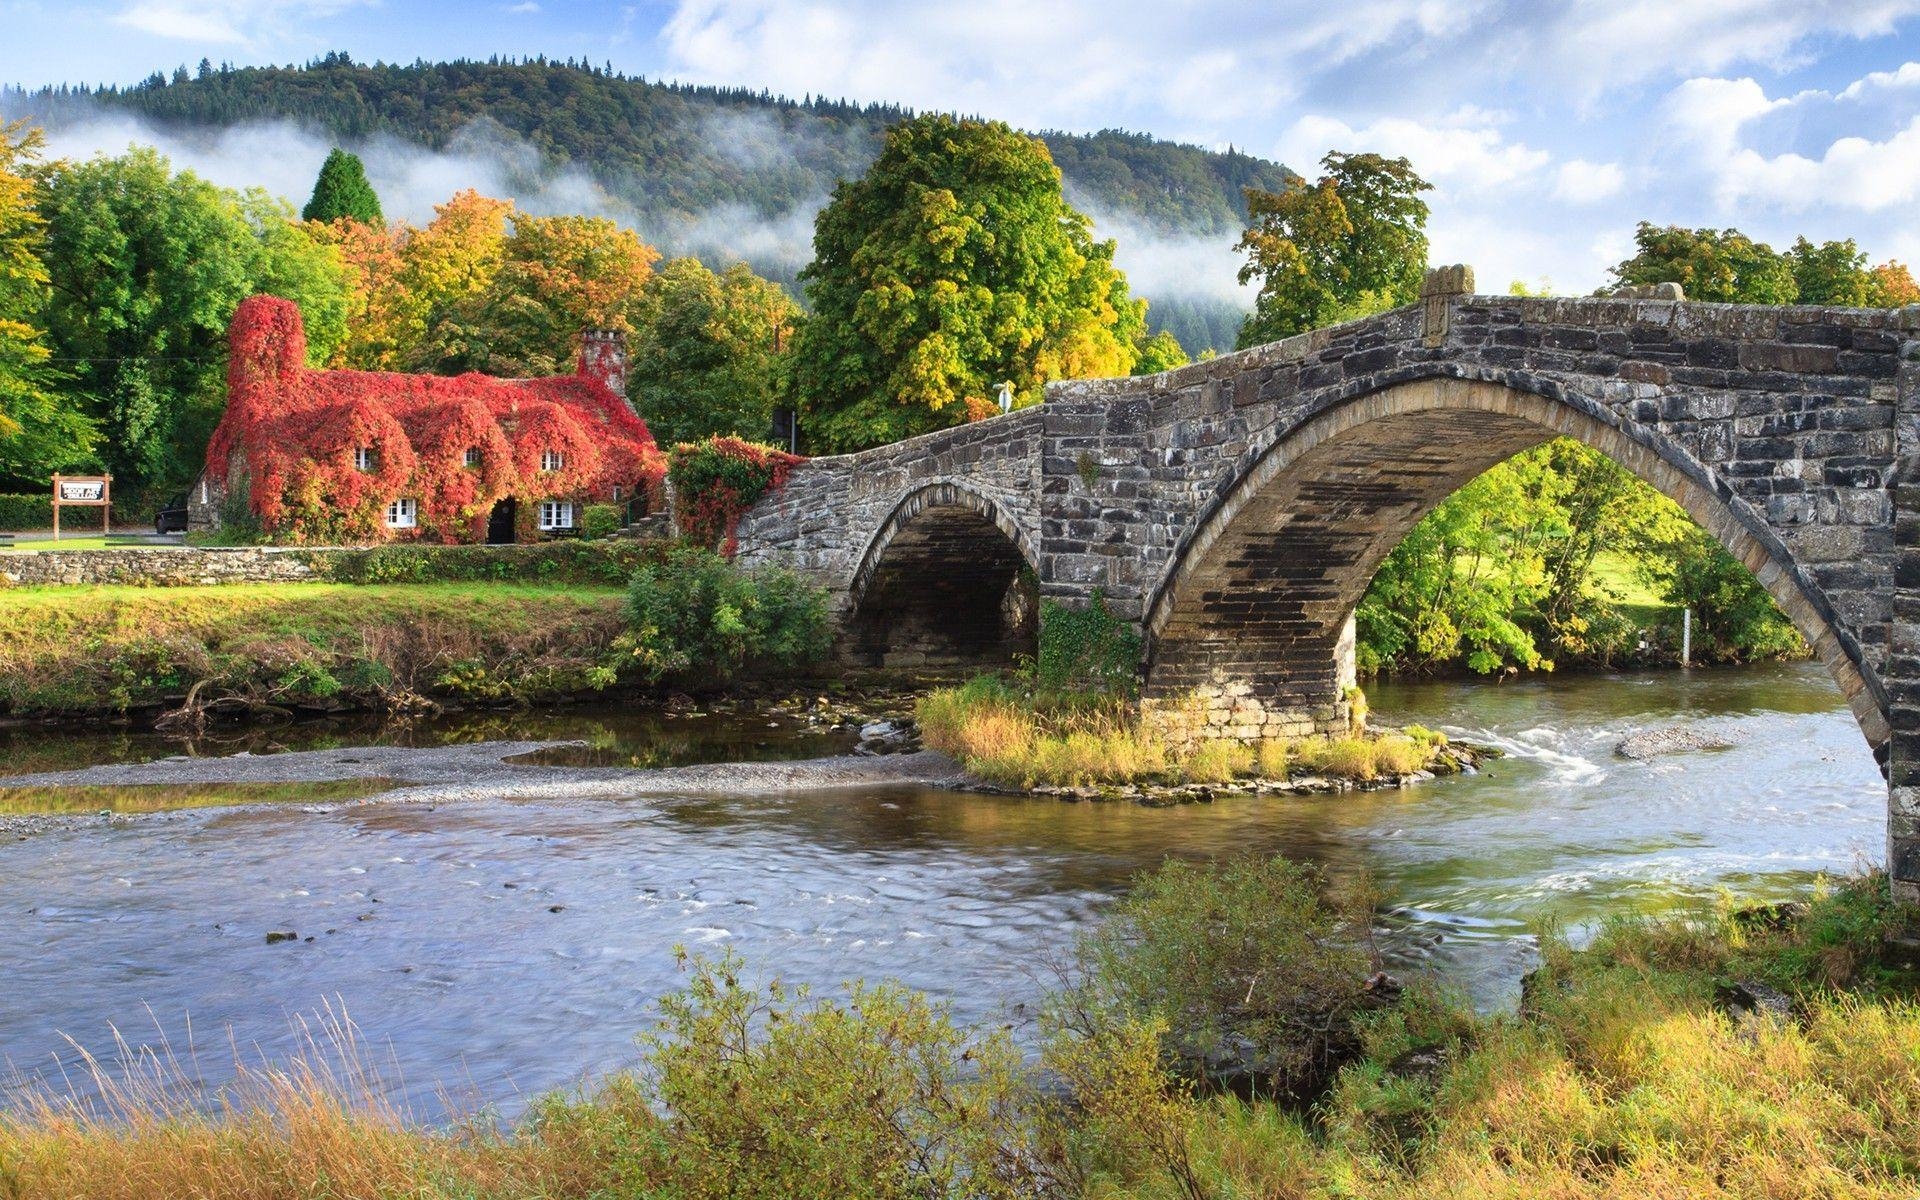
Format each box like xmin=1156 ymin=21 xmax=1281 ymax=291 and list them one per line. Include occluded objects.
xmin=463 ymin=447 xmax=482 ymax=468
xmin=539 ymin=500 xmax=575 ymax=530
xmin=541 ymin=449 xmax=565 ymax=472
xmin=354 ymin=447 xmax=375 ymax=471
xmin=384 ymin=498 xmax=417 ymax=529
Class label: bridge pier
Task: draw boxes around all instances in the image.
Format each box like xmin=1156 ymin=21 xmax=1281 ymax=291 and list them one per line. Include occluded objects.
xmin=1139 ymin=614 xmax=1358 ymax=745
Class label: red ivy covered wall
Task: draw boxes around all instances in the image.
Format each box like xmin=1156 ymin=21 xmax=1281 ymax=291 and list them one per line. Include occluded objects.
xmin=206 ymin=296 xmax=666 ymax=544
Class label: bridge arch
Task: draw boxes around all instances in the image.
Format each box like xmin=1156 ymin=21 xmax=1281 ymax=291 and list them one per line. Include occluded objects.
xmin=1142 ymin=373 xmax=1888 ymax=757
xmin=843 ymin=481 xmax=1039 ymax=668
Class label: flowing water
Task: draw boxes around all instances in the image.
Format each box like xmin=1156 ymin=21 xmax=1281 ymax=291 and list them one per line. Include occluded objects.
xmin=0 ymin=661 xmax=1885 ymax=1122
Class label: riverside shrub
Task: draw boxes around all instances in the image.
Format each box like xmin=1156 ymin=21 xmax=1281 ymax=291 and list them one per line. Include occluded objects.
xmin=1061 ymin=856 xmax=1381 ymax=1100
xmin=613 ymin=949 xmax=1051 ymax=1199
xmin=620 ymin=547 xmax=829 ymax=683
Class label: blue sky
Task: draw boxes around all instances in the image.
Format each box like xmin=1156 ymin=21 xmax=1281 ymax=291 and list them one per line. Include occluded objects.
xmin=3 ymin=0 xmax=1919 ymax=297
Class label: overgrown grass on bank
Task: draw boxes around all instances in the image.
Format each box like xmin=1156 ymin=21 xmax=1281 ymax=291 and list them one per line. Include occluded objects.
xmin=0 ymin=582 xmax=630 ymax=715
xmin=0 ymin=550 xmax=834 ymax=719
xmin=0 ymin=779 xmax=395 ymax=815
xmin=2 ymin=865 xmax=1914 ymax=1199
xmin=917 ymin=674 xmax=1445 ymax=789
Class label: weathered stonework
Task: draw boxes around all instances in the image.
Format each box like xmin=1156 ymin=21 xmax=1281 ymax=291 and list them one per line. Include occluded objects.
xmin=0 ymin=546 xmax=322 ymax=587
xmin=731 ymin=281 xmax=1920 ymax=896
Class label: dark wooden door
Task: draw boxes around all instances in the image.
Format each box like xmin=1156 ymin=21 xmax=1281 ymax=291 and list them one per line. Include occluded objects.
xmin=486 ymin=498 xmax=517 ymax=544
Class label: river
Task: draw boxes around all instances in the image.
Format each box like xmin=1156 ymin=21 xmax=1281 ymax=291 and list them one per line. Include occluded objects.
xmin=0 ymin=661 xmax=1885 ymax=1122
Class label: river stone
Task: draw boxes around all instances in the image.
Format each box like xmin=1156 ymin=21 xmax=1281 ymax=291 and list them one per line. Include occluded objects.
xmin=1615 ymin=726 xmax=1736 ymax=761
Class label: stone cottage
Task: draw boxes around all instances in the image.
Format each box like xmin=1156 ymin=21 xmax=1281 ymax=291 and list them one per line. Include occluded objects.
xmin=191 ymin=295 xmax=664 ymax=544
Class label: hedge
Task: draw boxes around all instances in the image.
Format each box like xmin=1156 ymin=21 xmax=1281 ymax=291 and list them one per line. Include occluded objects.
xmin=300 ymin=540 xmax=667 ymax=586
xmin=0 ymin=495 xmax=54 ymax=531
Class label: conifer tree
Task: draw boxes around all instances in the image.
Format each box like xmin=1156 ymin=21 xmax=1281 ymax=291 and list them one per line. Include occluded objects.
xmin=301 ymin=148 xmax=383 ymax=224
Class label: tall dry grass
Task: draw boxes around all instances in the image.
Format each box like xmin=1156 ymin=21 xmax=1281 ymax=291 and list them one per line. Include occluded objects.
xmin=917 ymin=677 xmax=1442 ymax=789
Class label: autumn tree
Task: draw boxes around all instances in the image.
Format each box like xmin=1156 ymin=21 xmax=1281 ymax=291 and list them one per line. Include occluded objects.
xmin=0 ymin=121 xmax=95 ymax=488
xmin=398 ymin=188 xmax=514 ymax=374
xmin=789 ymin=114 xmax=1145 ymax=453
xmin=306 ymin=215 xmax=417 ymax=369
xmin=301 ymin=148 xmax=383 ymax=225
xmin=1867 ymin=261 xmax=1919 ymax=307
xmin=1235 ymin=152 xmax=1431 ymax=348
xmin=629 ymin=257 xmax=797 ymax=445
xmin=483 ymin=212 xmax=658 ymax=376
xmin=37 ymin=147 xmax=348 ymax=490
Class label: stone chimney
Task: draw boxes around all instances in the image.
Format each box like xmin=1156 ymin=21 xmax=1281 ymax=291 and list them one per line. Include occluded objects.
xmin=578 ymin=329 xmax=629 ymax=402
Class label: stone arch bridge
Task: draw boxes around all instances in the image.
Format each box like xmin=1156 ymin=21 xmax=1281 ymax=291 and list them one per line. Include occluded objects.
xmin=731 ymin=271 xmax=1920 ymax=892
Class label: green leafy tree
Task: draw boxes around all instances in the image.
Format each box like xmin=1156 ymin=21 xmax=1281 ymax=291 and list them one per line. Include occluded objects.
xmin=300 ymin=147 xmax=382 ymax=224
xmin=0 ymin=121 xmax=95 ymax=488
xmin=37 ymin=147 xmax=348 ymax=490
xmin=790 ymin=114 xmax=1145 ymax=453
xmin=1235 ymin=151 xmax=1431 ymax=347
xmin=1632 ymin=524 xmax=1805 ymax=662
xmin=1788 ymin=237 xmax=1873 ymax=306
xmin=1130 ymin=327 xmax=1189 ymax=375
xmin=1608 ymin=223 xmax=1797 ymax=303
xmin=630 ymin=257 xmax=797 ymax=444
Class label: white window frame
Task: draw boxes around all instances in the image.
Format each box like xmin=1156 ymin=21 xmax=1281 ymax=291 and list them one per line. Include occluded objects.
xmin=539 ymin=500 xmax=575 ymax=531
xmin=541 ymin=449 xmax=564 ymax=472
xmin=463 ymin=446 xmax=482 ymax=468
xmin=354 ymin=446 xmax=375 ymax=471
xmin=384 ymin=497 xmax=417 ymax=529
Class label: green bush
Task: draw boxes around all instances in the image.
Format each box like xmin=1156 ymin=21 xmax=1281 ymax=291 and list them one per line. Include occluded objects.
xmin=0 ymin=494 xmax=53 ymax=531
xmin=1058 ymin=856 xmax=1382 ymax=1100
xmin=621 ymin=547 xmax=830 ymax=683
xmin=601 ymin=949 xmax=1047 ymax=1199
xmin=581 ymin=503 xmax=623 ymax=540
xmin=1033 ymin=591 xmax=1141 ymax=695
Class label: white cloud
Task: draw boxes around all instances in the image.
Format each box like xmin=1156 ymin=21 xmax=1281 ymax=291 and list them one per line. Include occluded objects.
xmin=109 ymin=0 xmax=372 ymax=46
xmin=1554 ymin=159 xmax=1625 ymax=203
xmin=1839 ymin=59 xmax=1920 ymax=97
xmin=1275 ymin=110 xmax=1551 ymax=194
xmin=1662 ymin=70 xmax=1920 ymax=211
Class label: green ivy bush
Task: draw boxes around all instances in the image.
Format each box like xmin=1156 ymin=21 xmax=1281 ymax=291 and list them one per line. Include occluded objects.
xmin=621 ymin=547 xmax=830 ymax=683
xmin=1033 ymin=591 xmax=1141 ymax=696
xmin=667 ymin=436 xmax=802 ymax=551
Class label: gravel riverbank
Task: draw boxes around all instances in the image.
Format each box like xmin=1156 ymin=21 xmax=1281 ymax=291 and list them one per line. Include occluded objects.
xmin=0 ymin=742 xmax=970 ymax=832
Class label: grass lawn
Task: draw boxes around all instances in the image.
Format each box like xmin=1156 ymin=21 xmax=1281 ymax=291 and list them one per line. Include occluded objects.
xmin=0 ymin=537 xmax=124 ymax=553
xmin=0 ymin=580 xmax=622 ymax=641
xmin=0 ymin=581 xmax=630 ymax=713
xmin=1590 ymin=548 xmax=1675 ymax=627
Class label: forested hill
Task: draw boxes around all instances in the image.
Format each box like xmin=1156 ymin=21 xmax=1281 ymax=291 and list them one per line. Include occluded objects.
xmin=5 ymin=55 xmax=1294 ymax=237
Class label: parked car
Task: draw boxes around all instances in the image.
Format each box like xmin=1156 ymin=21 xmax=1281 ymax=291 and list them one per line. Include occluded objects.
xmin=153 ymin=493 xmax=189 ymax=534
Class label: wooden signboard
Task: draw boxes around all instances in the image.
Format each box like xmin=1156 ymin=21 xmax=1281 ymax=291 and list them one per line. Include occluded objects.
xmin=51 ymin=473 xmax=110 ymax=541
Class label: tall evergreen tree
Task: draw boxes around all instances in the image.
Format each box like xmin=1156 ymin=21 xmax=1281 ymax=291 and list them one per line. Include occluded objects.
xmin=301 ymin=147 xmax=383 ymax=224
